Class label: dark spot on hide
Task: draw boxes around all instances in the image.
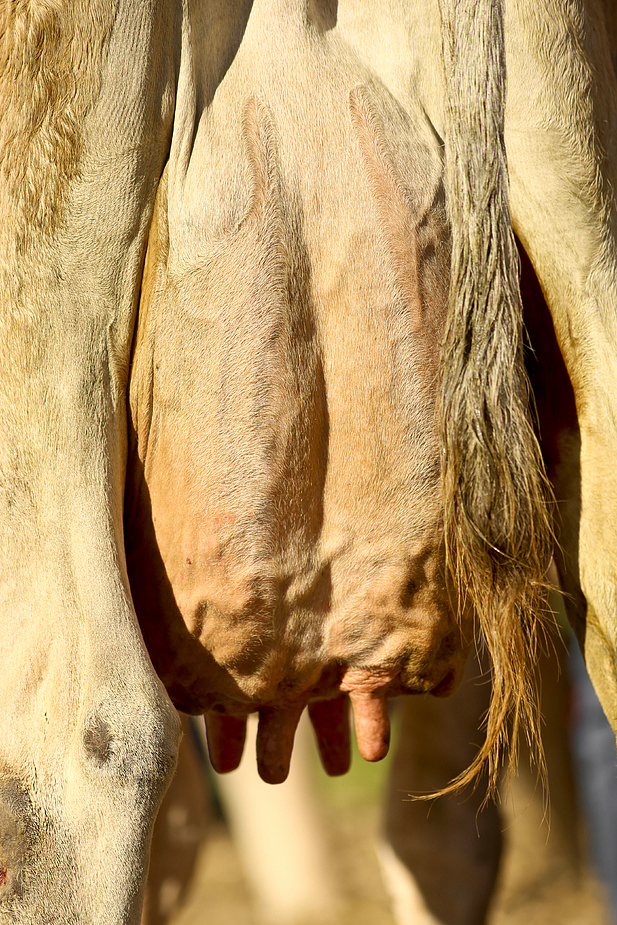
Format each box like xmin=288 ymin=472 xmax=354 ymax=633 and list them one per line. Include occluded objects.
xmin=399 ymin=551 xmax=433 ymax=608
xmin=401 ymin=577 xmax=420 ymax=607
xmin=307 ymin=0 xmax=338 ymax=29
xmin=0 ymin=778 xmax=36 ymax=902
xmin=83 ymin=717 xmax=115 ymax=766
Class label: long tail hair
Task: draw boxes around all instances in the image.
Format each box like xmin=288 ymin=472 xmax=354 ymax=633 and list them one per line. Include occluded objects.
xmin=437 ymin=0 xmax=554 ymax=795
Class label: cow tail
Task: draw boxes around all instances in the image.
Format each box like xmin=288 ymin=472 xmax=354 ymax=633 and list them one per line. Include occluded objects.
xmin=436 ymin=0 xmax=554 ymax=796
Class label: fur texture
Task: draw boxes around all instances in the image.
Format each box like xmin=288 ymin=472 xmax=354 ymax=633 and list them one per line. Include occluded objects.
xmin=0 ymin=1 xmax=116 ymax=260
xmin=437 ymin=0 xmax=554 ymax=793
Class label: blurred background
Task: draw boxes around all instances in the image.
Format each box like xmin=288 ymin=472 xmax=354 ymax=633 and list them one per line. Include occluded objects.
xmin=142 ymin=616 xmax=617 ymax=925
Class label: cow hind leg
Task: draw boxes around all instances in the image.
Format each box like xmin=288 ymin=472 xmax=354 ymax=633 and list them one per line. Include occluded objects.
xmin=142 ymin=716 xmax=210 ymax=925
xmin=504 ymin=0 xmax=617 ymax=733
xmin=379 ymin=653 xmax=502 ymax=925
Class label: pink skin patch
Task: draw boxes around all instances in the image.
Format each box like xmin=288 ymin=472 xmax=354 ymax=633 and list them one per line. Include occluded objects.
xmin=205 ymin=690 xmax=390 ymax=782
xmin=0 ymin=867 xmax=7 ymax=887
xmin=202 ymin=658 xmax=455 ymax=782
xmin=347 ymin=692 xmax=391 ymax=762
xmin=202 ymin=660 xmax=420 ymax=782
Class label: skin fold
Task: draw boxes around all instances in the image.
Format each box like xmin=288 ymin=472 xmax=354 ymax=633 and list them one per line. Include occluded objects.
xmin=124 ymin=3 xmax=469 ymax=782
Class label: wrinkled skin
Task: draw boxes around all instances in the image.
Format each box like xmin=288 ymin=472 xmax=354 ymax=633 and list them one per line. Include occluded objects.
xmin=125 ymin=2 xmax=469 ymax=784
xmin=4 ymin=1 xmax=617 ymax=923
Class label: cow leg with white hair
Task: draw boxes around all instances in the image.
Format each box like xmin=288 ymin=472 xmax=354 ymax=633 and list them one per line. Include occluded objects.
xmin=503 ymin=1 xmax=617 ymax=735
xmin=0 ymin=4 xmax=183 ymax=921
